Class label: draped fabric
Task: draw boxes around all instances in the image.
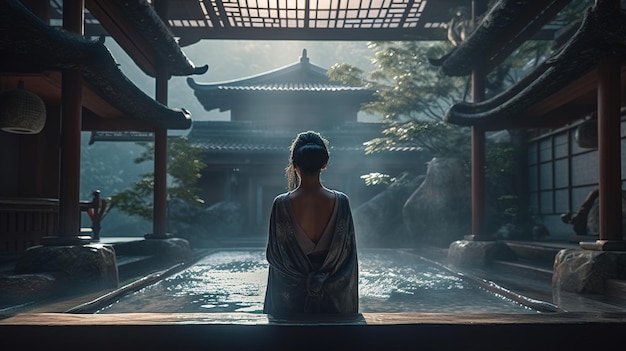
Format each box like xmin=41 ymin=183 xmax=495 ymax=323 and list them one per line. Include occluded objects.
xmin=263 ymin=191 xmax=359 ymax=315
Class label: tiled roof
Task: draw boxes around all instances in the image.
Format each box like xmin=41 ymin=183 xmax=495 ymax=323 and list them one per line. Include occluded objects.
xmin=442 ymin=0 xmax=626 ymax=129
xmin=0 ymin=0 xmax=191 ymax=129
xmin=429 ymin=0 xmax=572 ymax=77
xmin=213 ymin=83 xmax=370 ymax=92
xmin=188 ymin=49 xmax=374 ymax=112
xmin=187 ymin=121 xmax=421 ymax=154
xmin=71 ymin=0 xmax=208 ymax=77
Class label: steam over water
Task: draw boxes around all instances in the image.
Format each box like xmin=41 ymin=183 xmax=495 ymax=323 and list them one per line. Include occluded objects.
xmin=96 ymin=250 xmax=536 ymax=314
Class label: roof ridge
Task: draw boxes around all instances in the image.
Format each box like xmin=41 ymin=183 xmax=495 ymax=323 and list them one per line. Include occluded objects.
xmin=187 ymin=49 xmax=331 ymax=88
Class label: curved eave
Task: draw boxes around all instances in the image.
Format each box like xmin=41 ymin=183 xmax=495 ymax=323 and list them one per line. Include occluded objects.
xmin=445 ymin=1 xmax=626 ymax=131
xmin=187 ymin=121 xmax=419 ymax=154
xmin=186 ymin=60 xmax=329 ymax=90
xmin=430 ymin=0 xmax=571 ymax=77
xmin=0 ymin=0 xmax=191 ymax=130
xmin=83 ymin=57 xmax=192 ymax=130
xmin=86 ymin=0 xmax=208 ymax=77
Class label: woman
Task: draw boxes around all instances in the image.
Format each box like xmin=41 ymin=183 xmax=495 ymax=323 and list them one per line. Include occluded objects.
xmin=263 ymin=130 xmax=358 ymax=315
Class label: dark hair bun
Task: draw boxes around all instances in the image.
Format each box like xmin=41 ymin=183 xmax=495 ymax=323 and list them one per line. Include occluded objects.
xmin=290 ymin=131 xmax=329 ymax=174
xmin=293 ymin=143 xmax=328 ymax=173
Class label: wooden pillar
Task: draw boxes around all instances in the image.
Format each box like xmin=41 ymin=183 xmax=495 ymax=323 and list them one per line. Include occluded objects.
xmin=147 ymin=1 xmax=171 ymax=239
xmin=597 ymin=57 xmax=622 ymax=242
xmin=47 ymin=0 xmax=89 ymax=244
xmin=470 ymin=126 xmax=485 ymax=238
xmin=466 ymin=69 xmax=489 ymax=240
xmin=148 ymin=66 xmax=170 ymax=239
xmin=580 ymin=0 xmax=626 ymax=251
xmin=581 ymin=57 xmax=626 ymax=251
xmin=465 ymin=0 xmax=491 ymax=241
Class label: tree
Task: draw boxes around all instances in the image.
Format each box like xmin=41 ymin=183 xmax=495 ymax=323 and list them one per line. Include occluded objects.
xmin=327 ymin=40 xmax=546 ymax=237
xmin=329 ymin=41 xmax=472 ymax=159
xmin=107 ymin=136 xmax=207 ymax=225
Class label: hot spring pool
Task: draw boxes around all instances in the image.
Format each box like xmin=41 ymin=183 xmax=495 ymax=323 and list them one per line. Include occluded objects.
xmin=95 ymin=249 xmax=542 ymax=314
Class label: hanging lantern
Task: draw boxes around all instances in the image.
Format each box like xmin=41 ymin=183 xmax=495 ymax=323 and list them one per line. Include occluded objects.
xmin=0 ymin=80 xmax=47 ymax=134
xmin=574 ymin=115 xmax=597 ymax=149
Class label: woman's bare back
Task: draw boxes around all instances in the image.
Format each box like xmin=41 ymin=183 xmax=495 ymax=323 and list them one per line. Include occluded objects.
xmin=289 ymin=188 xmax=336 ymax=243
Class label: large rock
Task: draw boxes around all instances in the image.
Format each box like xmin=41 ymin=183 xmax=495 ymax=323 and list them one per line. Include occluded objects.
xmin=553 ymin=249 xmax=626 ymax=294
xmin=114 ymin=237 xmax=192 ymax=260
xmin=447 ymin=240 xmax=516 ymax=267
xmin=14 ymin=244 xmax=118 ymax=291
xmin=353 ymin=172 xmax=423 ymax=247
xmin=403 ymin=157 xmax=471 ymax=247
xmin=0 ymin=273 xmax=63 ymax=308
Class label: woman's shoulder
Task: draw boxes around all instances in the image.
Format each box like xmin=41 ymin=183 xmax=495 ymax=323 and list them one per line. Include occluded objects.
xmin=272 ymin=192 xmax=290 ymax=204
xmin=331 ymin=190 xmax=350 ymax=202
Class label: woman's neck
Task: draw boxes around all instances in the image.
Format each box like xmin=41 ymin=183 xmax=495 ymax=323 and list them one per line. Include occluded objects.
xmin=296 ymin=173 xmax=323 ymax=192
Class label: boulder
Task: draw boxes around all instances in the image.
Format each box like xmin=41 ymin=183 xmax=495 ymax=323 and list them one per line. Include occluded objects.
xmin=403 ymin=157 xmax=471 ymax=247
xmin=114 ymin=237 xmax=192 ymax=260
xmin=553 ymin=249 xmax=626 ymax=294
xmin=447 ymin=240 xmax=516 ymax=267
xmin=14 ymin=244 xmax=118 ymax=291
xmin=353 ymin=172 xmax=423 ymax=247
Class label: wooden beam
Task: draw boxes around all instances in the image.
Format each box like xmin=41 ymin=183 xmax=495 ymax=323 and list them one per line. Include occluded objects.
xmin=81 ymin=110 xmax=157 ymax=132
xmin=85 ymin=0 xmax=157 ymax=76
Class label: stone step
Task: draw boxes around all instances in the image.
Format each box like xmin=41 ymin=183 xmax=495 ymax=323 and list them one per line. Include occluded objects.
xmin=491 ymin=259 xmax=554 ymax=283
xmin=504 ymin=241 xmax=566 ymax=266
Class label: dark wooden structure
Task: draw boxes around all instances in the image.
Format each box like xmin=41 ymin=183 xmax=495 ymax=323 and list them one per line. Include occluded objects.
xmin=0 ymin=0 xmax=207 ymax=254
xmin=4 ymin=0 xmax=622 ymax=299
xmin=1 ymin=0 xmax=574 ymax=251
xmin=187 ymin=50 xmax=427 ymax=234
xmin=432 ymin=0 xmax=626 ymax=248
xmin=2 ymin=0 xmax=626 ymax=344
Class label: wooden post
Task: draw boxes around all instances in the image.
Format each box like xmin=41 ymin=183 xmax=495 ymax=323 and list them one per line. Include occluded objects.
xmin=148 ymin=2 xmax=171 ymax=239
xmin=46 ymin=0 xmax=90 ymax=245
xmin=464 ymin=0 xmax=491 ymax=241
xmin=581 ymin=56 xmax=626 ymax=251
xmin=465 ymin=68 xmax=490 ymax=240
xmin=151 ymin=126 xmax=169 ymax=238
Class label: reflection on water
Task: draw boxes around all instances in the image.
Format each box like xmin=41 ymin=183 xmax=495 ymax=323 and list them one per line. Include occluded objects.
xmin=96 ymin=249 xmax=536 ymax=314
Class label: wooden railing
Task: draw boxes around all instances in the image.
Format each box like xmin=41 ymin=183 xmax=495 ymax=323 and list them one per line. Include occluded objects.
xmin=0 ymin=193 xmax=104 ymax=255
xmin=0 ymin=197 xmax=58 ymax=255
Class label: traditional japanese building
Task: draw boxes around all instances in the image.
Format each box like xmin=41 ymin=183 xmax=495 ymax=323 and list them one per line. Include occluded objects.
xmin=430 ymin=0 xmax=626 ymax=295
xmin=0 ymin=0 xmax=208 ymax=255
xmin=187 ymin=50 xmax=427 ymax=235
xmin=2 ymin=0 xmax=626 ymax=346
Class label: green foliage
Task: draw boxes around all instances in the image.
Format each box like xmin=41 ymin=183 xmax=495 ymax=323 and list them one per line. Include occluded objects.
xmin=360 ymin=173 xmax=395 ymax=186
xmin=364 ymin=120 xmax=470 ymax=157
xmin=329 ymin=41 xmax=469 ymax=158
xmin=107 ymin=136 xmax=207 ymax=221
xmin=328 ymin=38 xmax=548 ymax=234
xmin=327 ymin=63 xmax=366 ymax=87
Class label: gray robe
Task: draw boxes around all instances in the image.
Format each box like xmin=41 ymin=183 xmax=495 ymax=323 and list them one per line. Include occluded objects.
xmin=263 ymin=191 xmax=359 ymax=315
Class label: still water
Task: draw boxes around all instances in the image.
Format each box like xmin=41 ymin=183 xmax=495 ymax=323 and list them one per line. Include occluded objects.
xmin=96 ymin=249 xmax=538 ymax=314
